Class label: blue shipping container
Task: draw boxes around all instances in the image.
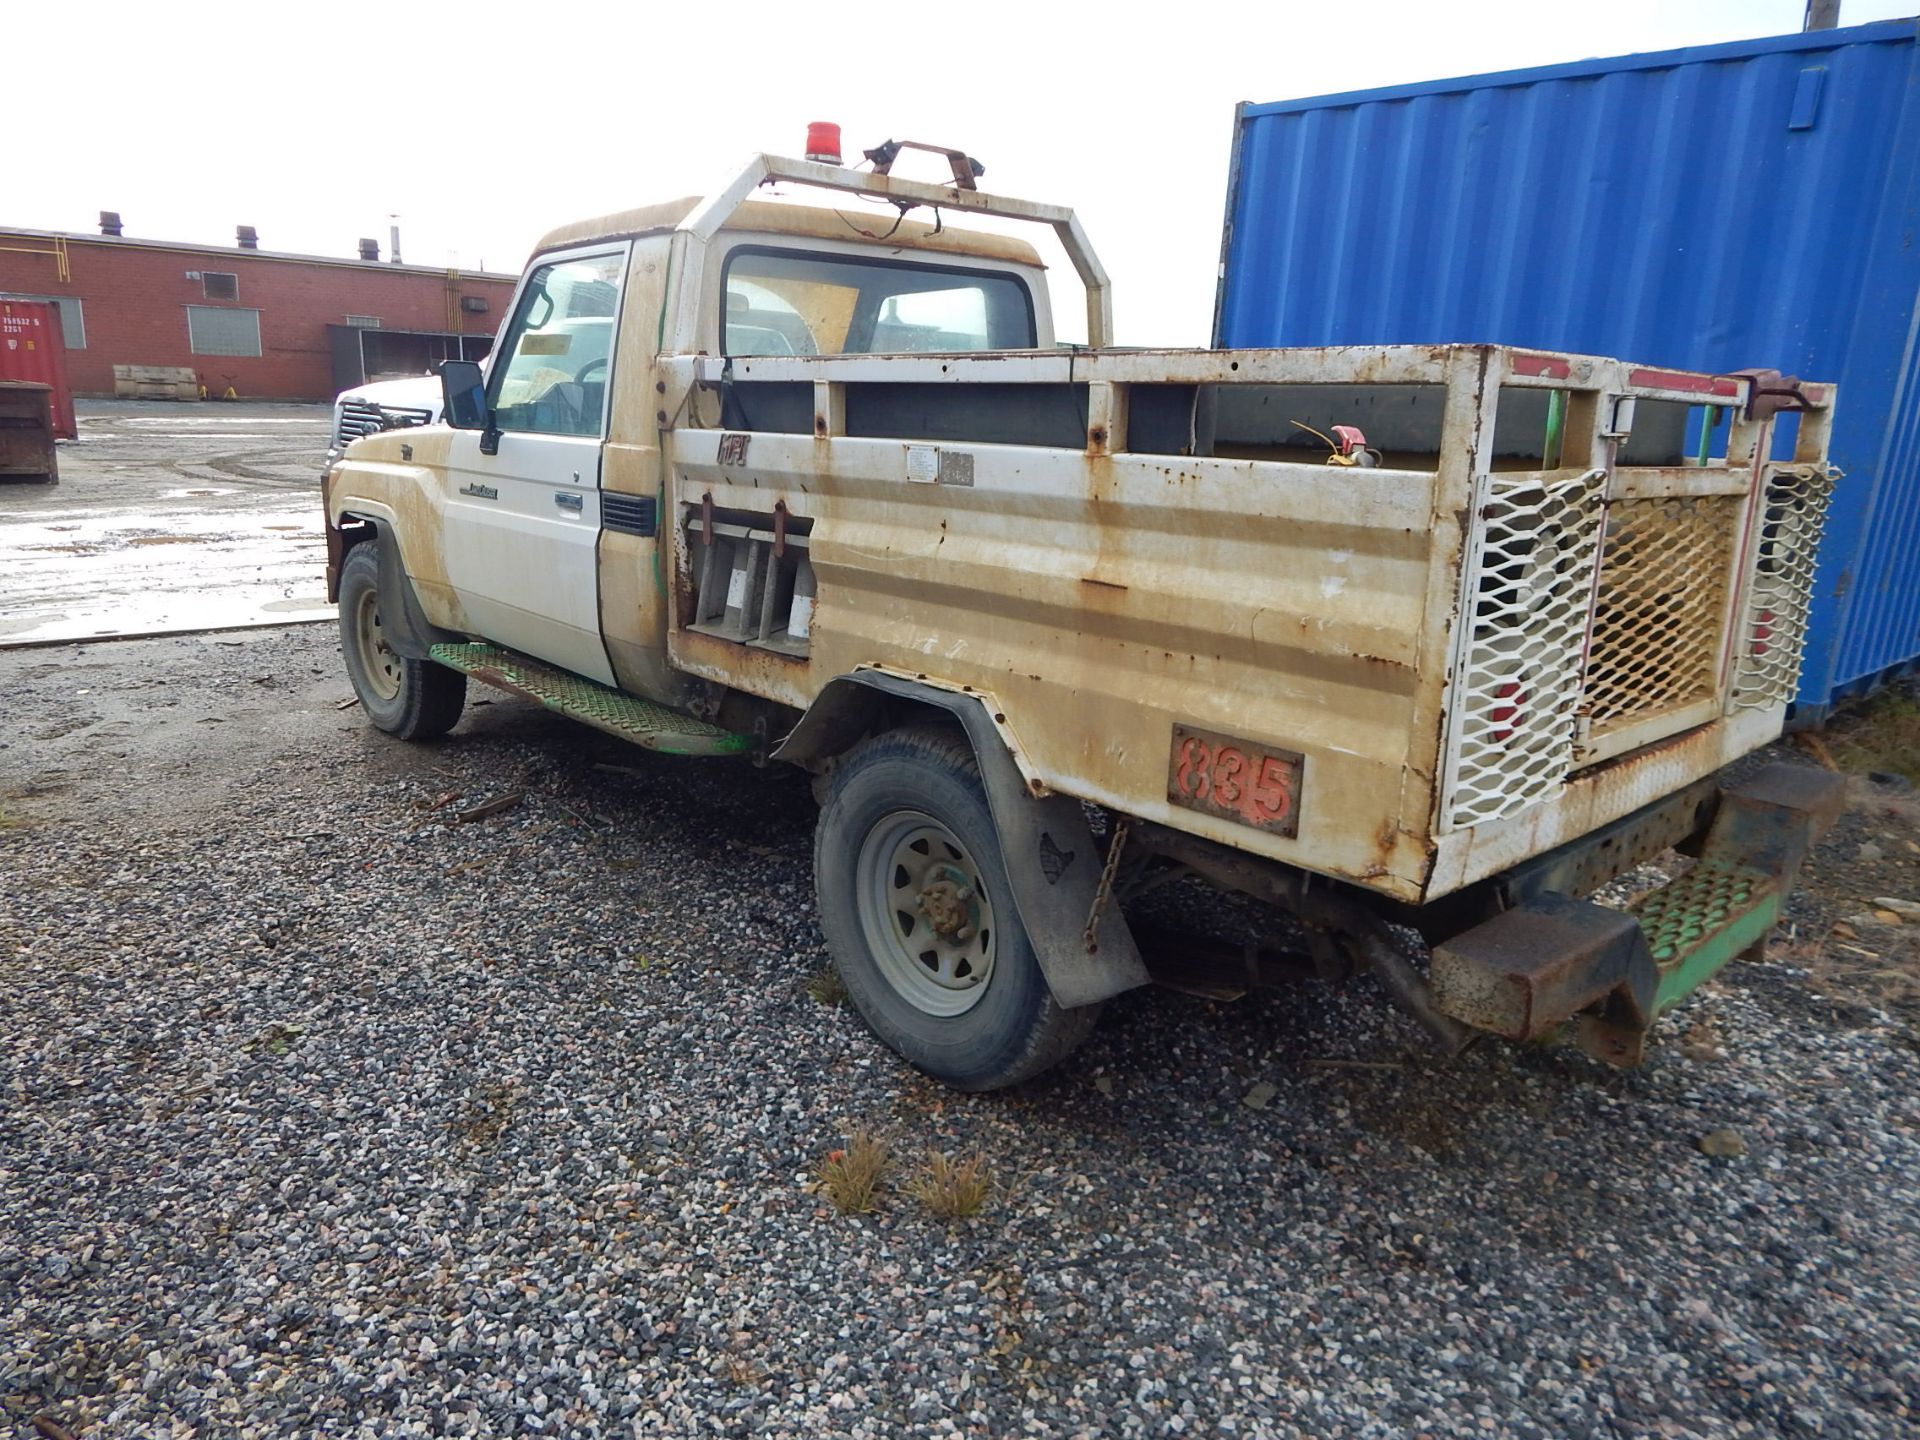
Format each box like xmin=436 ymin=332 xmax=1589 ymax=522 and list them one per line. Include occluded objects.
xmin=1216 ymin=18 xmax=1920 ymax=718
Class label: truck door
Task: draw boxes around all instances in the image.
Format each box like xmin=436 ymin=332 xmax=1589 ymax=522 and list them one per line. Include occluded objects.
xmin=442 ymin=244 xmax=629 ymax=684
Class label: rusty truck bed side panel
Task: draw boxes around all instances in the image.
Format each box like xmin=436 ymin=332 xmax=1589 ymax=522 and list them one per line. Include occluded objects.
xmin=668 ymin=426 xmax=1455 ymax=902
xmin=658 ymin=342 xmax=1831 ymax=905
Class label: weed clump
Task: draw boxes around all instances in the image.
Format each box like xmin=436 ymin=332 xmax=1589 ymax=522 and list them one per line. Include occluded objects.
xmin=816 ymin=1129 xmax=890 ymax=1214
xmin=805 ymin=968 xmax=849 ymax=1007
xmin=906 ymin=1150 xmax=993 ymax=1220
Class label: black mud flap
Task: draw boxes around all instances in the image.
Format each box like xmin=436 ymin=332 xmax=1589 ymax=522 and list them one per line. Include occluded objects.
xmin=373 ymin=527 xmax=463 ymax=661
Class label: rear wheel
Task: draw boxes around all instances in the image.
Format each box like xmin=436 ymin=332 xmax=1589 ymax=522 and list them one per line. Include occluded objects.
xmin=814 ymin=725 xmax=1101 ymax=1091
xmin=337 ymin=540 xmax=466 ymax=740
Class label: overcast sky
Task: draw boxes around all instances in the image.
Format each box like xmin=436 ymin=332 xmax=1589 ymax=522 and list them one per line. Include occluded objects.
xmin=9 ymin=0 xmax=1912 ymax=345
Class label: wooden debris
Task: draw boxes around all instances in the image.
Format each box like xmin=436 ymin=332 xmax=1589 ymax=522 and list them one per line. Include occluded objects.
xmin=456 ymin=791 xmax=525 ymax=823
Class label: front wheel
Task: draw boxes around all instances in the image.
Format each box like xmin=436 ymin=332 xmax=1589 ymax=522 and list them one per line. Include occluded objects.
xmin=337 ymin=540 xmax=466 ymax=740
xmin=814 ymin=726 xmax=1101 ymax=1091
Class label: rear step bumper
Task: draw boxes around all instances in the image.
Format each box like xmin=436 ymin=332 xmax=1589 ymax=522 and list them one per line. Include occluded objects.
xmin=1430 ymin=764 xmax=1845 ymax=1065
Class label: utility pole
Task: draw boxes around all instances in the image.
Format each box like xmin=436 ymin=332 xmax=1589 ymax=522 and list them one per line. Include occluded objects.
xmin=1805 ymin=0 xmax=1840 ymax=30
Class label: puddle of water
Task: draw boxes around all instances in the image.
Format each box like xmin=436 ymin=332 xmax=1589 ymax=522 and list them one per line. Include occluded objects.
xmin=1 ymin=499 xmax=334 ymax=645
xmin=117 ymin=417 xmax=325 ymax=427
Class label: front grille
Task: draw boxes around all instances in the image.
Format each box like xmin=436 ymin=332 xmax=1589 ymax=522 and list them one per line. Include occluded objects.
xmin=335 ymin=399 xmax=384 ymax=448
xmin=334 ymin=401 xmax=432 ymax=450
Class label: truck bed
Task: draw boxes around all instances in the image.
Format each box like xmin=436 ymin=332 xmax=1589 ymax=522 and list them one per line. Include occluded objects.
xmin=656 ymin=342 xmax=1833 ymax=907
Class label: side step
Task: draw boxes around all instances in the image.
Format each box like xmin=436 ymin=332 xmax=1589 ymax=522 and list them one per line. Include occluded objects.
xmin=429 ymin=642 xmax=750 ymax=757
xmin=1431 ymin=764 xmax=1845 ymax=1066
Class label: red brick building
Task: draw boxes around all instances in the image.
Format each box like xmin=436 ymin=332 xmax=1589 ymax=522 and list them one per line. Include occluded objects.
xmin=0 ymin=219 xmax=518 ymax=400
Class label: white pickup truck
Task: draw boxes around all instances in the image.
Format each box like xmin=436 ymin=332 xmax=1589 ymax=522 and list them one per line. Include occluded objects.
xmin=323 ymin=136 xmax=1843 ymax=1090
xmin=324 ymin=374 xmax=444 ymax=472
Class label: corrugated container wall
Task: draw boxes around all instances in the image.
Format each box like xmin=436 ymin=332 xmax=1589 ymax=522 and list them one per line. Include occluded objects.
xmin=1215 ymin=18 xmax=1920 ymax=717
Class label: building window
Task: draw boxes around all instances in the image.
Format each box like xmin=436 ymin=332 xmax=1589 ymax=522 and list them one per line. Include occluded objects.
xmin=201 ymin=272 xmax=239 ymax=301
xmin=186 ymin=305 xmax=262 ymax=357
xmin=0 ymin=294 xmax=84 ymax=349
xmin=344 ymin=314 xmax=382 ymax=328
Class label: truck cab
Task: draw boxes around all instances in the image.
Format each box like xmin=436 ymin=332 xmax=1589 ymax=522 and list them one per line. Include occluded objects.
xmin=323 ymin=139 xmax=1842 ymax=1092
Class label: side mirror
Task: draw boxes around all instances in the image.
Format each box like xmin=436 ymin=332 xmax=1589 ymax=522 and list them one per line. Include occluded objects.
xmin=440 ymin=360 xmax=488 ymax=430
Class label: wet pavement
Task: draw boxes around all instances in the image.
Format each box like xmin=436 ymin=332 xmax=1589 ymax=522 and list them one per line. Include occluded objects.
xmin=0 ymin=400 xmax=333 ymax=645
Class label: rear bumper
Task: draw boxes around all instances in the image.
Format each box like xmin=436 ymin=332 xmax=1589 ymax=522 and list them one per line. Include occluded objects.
xmin=1430 ymin=763 xmax=1844 ymax=1065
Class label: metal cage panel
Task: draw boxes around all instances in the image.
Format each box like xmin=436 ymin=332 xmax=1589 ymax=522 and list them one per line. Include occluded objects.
xmin=1445 ymin=469 xmax=1607 ymax=829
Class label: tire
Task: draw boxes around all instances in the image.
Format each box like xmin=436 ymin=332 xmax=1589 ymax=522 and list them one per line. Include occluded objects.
xmin=337 ymin=540 xmax=467 ymax=740
xmin=814 ymin=725 xmax=1102 ymax=1091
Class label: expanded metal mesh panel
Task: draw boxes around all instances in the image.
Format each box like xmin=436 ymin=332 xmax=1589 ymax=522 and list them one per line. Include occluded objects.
xmin=1583 ymin=495 xmax=1740 ymax=733
xmin=1733 ymin=465 xmax=1837 ymax=709
xmin=1445 ymin=469 xmax=1606 ymax=829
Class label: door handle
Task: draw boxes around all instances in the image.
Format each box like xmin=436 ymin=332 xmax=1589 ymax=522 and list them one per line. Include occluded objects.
xmin=555 ymin=491 xmax=584 ymax=513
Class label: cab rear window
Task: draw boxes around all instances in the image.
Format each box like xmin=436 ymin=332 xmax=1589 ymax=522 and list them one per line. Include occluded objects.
xmin=722 ymin=247 xmax=1035 ymax=357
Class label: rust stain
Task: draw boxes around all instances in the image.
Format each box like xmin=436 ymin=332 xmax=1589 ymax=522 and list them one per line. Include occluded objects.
xmin=1371 ymin=814 xmax=1400 ymax=870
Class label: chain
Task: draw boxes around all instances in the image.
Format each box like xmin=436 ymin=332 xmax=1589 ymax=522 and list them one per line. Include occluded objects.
xmin=1083 ymin=818 xmax=1130 ymax=953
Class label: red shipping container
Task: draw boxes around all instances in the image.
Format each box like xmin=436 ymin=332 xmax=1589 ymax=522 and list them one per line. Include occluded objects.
xmin=0 ymin=300 xmax=75 ymax=439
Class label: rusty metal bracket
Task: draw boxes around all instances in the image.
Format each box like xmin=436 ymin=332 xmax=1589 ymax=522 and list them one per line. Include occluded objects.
xmin=862 ymin=138 xmax=985 ymax=190
xmin=701 ymin=491 xmax=714 ymax=547
xmin=773 ymin=499 xmax=788 ymax=559
xmin=1724 ymin=368 xmax=1819 ymax=421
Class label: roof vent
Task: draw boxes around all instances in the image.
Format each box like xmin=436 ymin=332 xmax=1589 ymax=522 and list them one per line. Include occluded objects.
xmin=99 ymin=211 xmax=123 ymax=237
xmin=236 ymin=225 xmax=259 ymax=249
xmin=357 ymin=237 xmax=380 ymax=262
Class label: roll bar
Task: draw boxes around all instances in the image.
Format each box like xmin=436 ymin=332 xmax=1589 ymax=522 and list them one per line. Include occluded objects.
xmin=668 ymin=154 xmax=1113 ymax=351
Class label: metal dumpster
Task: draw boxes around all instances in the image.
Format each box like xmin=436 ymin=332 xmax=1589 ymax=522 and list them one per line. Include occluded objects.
xmin=0 ymin=380 xmax=58 ymax=481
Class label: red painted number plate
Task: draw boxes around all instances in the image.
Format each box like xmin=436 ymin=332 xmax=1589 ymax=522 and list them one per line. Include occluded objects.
xmin=1167 ymin=724 xmax=1303 ymax=838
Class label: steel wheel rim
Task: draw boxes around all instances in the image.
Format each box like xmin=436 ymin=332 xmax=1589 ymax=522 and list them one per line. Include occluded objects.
xmin=855 ymin=809 xmax=997 ymax=1018
xmin=354 ymin=586 xmax=403 ymax=703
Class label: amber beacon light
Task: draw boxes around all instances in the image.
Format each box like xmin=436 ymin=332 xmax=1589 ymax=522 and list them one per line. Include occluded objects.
xmin=805 ymin=122 xmax=843 ymax=165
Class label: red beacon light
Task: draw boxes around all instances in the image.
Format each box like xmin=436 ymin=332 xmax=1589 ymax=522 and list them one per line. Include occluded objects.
xmin=805 ymin=122 xmax=843 ymax=166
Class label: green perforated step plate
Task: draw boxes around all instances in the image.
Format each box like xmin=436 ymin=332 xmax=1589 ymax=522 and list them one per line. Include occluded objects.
xmin=1627 ymin=857 xmax=1777 ymax=1015
xmin=430 ymin=643 xmax=750 ymax=757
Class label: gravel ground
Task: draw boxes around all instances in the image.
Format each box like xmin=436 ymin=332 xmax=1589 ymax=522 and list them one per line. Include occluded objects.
xmin=2 ymin=625 xmax=1917 ymax=1439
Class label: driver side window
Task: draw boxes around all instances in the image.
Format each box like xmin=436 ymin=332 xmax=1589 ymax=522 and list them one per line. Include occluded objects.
xmin=489 ymin=251 xmax=623 ymax=438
